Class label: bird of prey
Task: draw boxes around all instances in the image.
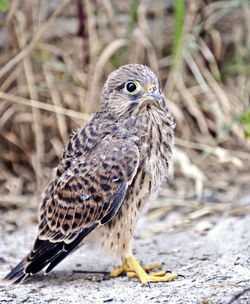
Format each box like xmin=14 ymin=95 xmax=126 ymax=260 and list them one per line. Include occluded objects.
xmin=5 ymin=64 xmax=177 ymax=286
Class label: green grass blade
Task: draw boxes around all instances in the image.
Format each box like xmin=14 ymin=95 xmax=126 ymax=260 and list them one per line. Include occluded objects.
xmin=172 ymin=0 xmax=186 ymax=66
xmin=0 ymin=0 xmax=8 ymax=12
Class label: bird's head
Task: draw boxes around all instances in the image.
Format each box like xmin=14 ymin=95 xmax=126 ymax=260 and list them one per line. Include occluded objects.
xmin=101 ymin=64 xmax=167 ymax=118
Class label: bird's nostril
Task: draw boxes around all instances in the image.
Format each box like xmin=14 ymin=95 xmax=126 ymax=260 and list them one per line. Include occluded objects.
xmin=149 ymin=86 xmax=157 ymax=93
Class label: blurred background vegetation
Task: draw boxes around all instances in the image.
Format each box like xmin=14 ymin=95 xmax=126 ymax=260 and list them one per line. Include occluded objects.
xmin=0 ymin=0 xmax=250 ymax=220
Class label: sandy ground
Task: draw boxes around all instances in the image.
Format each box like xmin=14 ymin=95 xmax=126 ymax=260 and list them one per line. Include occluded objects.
xmin=0 ymin=194 xmax=250 ymax=304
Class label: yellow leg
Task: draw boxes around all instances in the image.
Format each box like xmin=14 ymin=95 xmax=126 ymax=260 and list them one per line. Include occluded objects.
xmin=110 ymin=255 xmax=178 ymax=286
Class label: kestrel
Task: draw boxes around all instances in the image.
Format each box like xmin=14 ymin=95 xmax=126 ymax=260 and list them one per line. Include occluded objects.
xmin=5 ymin=64 xmax=177 ymax=286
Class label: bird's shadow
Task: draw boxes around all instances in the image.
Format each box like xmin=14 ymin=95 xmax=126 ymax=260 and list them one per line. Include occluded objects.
xmin=25 ymin=268 xmax=112 ymax=287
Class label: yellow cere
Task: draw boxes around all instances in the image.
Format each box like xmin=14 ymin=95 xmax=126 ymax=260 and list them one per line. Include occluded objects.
xmin=145 ymin=83 xmax=158 ymax=94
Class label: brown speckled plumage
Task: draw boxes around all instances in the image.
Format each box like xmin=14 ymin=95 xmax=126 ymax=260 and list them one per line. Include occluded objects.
xmin=5 ymin=64 xmax=175 ymax=284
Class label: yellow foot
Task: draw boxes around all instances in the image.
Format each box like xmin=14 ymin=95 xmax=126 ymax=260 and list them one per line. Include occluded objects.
xmin=127 ymin=270 xmax=167 ymax=278
xmin=110 ymin=255 xmax=178 ymax=286
xmin=110 ymin=259 xmax=162 ymax=278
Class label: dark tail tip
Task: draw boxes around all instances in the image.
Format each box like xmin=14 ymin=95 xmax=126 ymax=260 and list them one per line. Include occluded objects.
xmin=4 ymin=224 xmax=99 ymax=284
xmin=4 ymin=258 xmax=29 ymax=284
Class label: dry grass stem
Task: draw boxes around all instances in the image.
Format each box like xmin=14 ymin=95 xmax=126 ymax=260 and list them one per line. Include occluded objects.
xmin=0 ymin=0 xmax=72 ymax=80
xmin=0 ymin=91 xmax=90 ymax=121
xmin=0 ymin=0 xmax=249 ymax=208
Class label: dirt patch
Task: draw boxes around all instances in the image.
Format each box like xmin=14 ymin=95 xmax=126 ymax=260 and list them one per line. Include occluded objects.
xmin=0 ymin=194 xmax=249 ymax=304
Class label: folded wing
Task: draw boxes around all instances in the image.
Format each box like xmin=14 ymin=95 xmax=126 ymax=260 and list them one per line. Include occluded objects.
xmin=5 ymin=139 xmax=139 ymax=283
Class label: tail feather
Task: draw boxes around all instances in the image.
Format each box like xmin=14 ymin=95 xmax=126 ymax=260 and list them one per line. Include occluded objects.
xmin=25 ymin=240 xmax=64 ymax=274
xmin=4 ymin=223 xmax=98 ymax=284
xmin=4 ymin=259 xmax=28 ymax=283
xmin=44 ymin=222 xmax=98 ymax=274
xmin=4 ymin=240 xmax=64 ymax=284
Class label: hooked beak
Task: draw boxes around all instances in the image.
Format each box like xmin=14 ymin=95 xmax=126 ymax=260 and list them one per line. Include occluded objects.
xmin=138 ymin=84 xmax=165 ymax=111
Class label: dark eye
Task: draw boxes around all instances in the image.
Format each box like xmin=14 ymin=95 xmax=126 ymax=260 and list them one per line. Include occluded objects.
xmin=126 ymin=82 xmax=137 ymax=92
xmin=125 ymin=81 xmax=140 ymax=95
